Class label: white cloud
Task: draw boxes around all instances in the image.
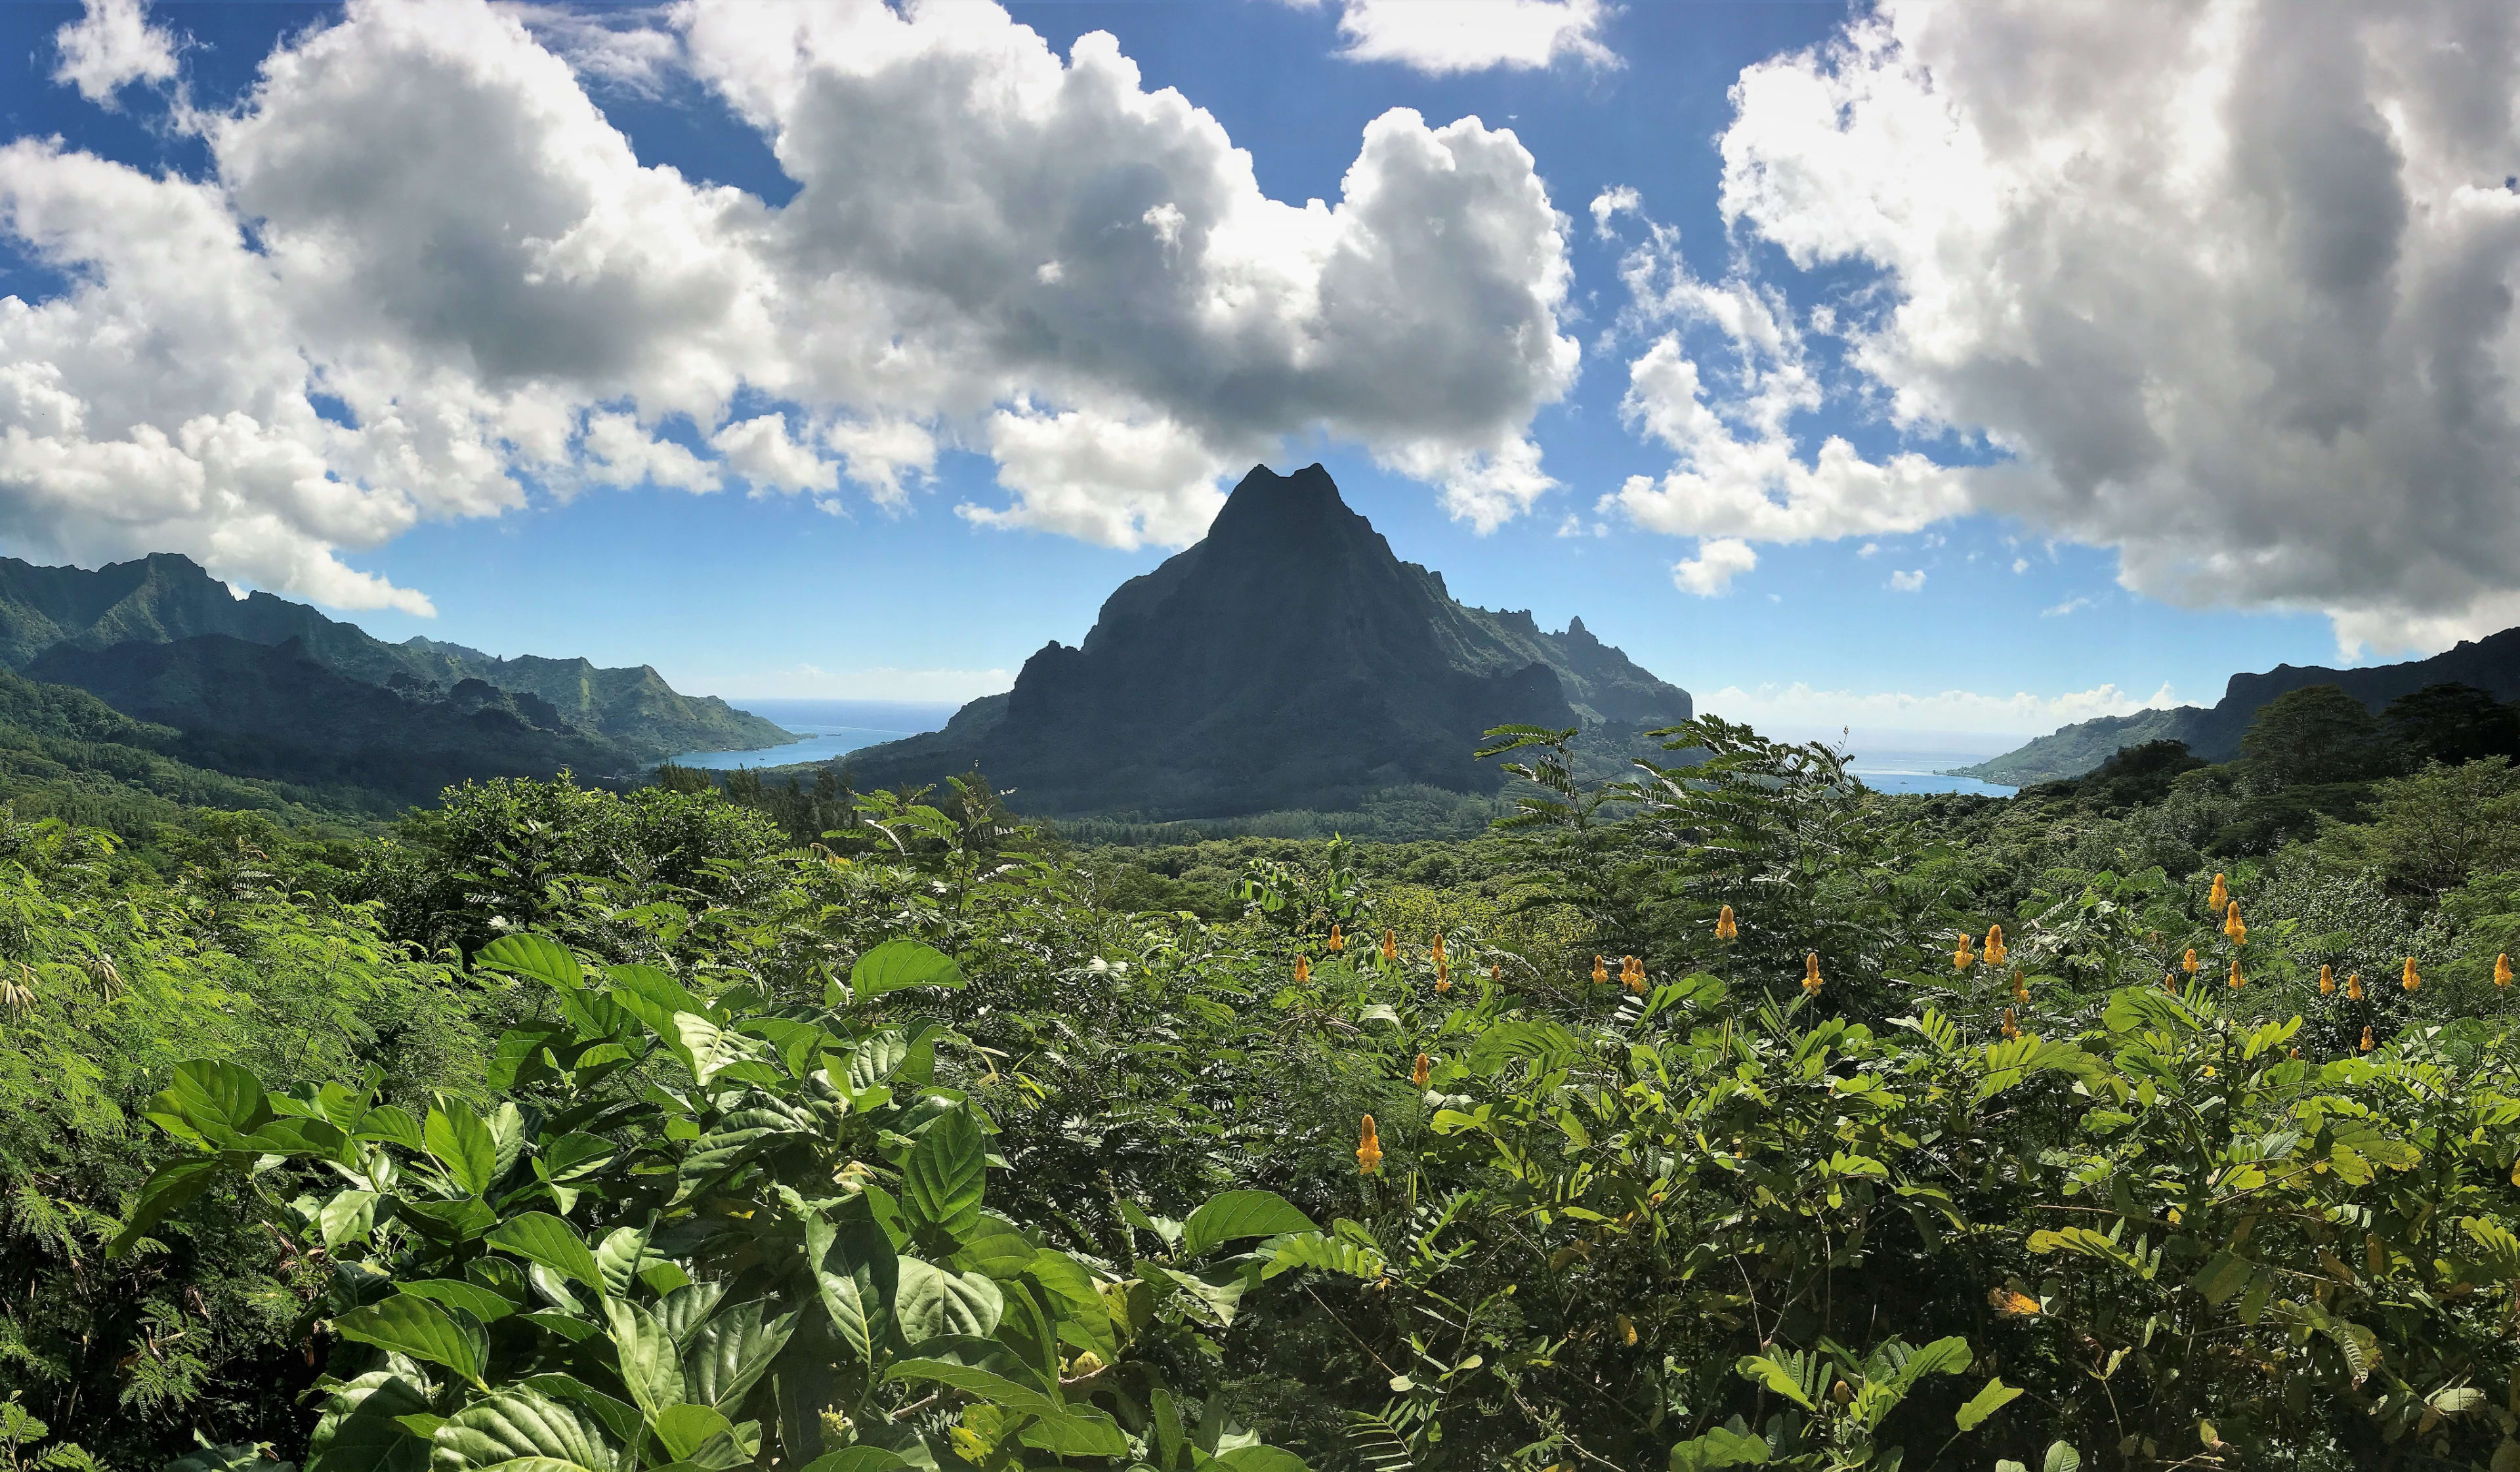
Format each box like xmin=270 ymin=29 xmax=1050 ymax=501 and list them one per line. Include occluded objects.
xmin=2011 ymin=557 xmax=2029 ymax=574
xmin=1329 ymin=0 xmax=1616 ymax=75
xmin=0 ymin=0 xmax=1578 ymax=611
xmin=1704 ymin=0 xmax=2520 ymax=658
xmin=1702 ymin=680 xmax=2180 ymax=737
xmin=2042 ymin=595 xmax=2092 ymax=618
xmin=1887 ymin=568 xmax=1925 ymax=593
xmin=52 ymin=0 xmax=178 ymax=106
xmin=1672 ymin=536 xmax=1757 ymax=596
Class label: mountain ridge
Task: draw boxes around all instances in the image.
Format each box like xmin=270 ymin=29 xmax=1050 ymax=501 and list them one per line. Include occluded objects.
xmin=845 ymin=463 xmax=1692 ymax=817
xmin=1957 ymin=626 xmax=2520 ymax=784
xmin=0 ymin=553 xmax=789 ymax=761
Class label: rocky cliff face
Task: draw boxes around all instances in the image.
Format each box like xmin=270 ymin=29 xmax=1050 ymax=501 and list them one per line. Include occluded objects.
xmin=847 ymin=463 xmax=1692 ymax=817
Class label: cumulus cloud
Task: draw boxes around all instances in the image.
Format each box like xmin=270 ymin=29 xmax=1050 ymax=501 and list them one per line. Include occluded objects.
xmin=1701 ymin=680 xmax=2180 ymax=736
xmin=51 ymin=0 xmax=179 ymax=106
xmin=1887 ymin=568 xmax=1925 ymax=593
xmin=1328 ymin=0 xmax=1616 ymax=75
xmin=1672 ymin=536 xmax=1757 ymax=596
xmin=1594 ymin=199 xmax=1974 ymax=549
xmin=0 ymin=0 xmax=1577 ymax=609
xmin=1699 ymin=0 xmax=2520 ymax=656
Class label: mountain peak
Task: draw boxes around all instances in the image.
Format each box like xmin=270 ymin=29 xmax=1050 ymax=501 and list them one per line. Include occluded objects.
xmin=848 ymin=463 xmax=1692 ymax=818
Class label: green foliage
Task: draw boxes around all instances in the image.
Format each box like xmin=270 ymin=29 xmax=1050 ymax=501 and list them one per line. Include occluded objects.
xmin=30 ymin=713 xmax=2520 ymax=1472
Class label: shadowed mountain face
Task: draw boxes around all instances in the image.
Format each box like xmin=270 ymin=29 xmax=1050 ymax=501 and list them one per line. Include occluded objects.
xmin=28 ymin=636 xmax=637 ymax=803
xmin=1959 ymin=625 xmax=2520 ymax=784
xmin=848 ymin=463 xmax=1692 ymax=817
xmin=0 ymin=553 xmax=788 ymax=762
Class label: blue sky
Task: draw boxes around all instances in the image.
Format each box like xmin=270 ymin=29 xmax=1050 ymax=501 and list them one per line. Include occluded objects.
xmin=3 ymin=0 xmax=2506 ymax=739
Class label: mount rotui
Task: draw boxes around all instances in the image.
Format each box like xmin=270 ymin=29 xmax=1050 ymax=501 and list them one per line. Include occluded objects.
xmin=845 ymin=463 xmax=1692 ymax=817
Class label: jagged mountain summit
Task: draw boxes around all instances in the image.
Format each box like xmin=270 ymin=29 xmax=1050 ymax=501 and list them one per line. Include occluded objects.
xmin=0 ymin=553 xmax=789 ymax=763
xmin=1957 ymin=625 xmax=2520 ymax=785
xmin=847 ymin=463 xmax=1692 ymax=817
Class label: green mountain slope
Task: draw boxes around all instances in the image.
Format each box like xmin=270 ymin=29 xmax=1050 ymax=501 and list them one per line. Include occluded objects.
xmin=1956 ymin=624 xmax=2520 ymax=784
xmin=847 ymin=463 xmax=1692 ymax=817
xmin=28 ymin=635 xmax=639 ymax=804
xmin=0 ymin=554 xmax=789 ymax=761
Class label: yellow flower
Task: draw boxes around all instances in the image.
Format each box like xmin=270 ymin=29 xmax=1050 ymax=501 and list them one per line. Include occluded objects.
xmin=1954 ymin=933 xmax=1977 ymax=971
xmin=2183 ymin=948 xmax=2199 ymax=975
xmin=2402 ymin=956 xmax=2421 ymax=994
xmin=2001 ymin=1007 xmax=2020 ymax=1040
xmin=2202 ymin=1064 xmax=2216 ymax=1077
xmin=2224 ymin=900 xmax=2246 ymax=947
xmin=1802 ymin=952 xmax=1824 ymax=996
xmin=2319 ymin=963 xmax=2334 ymax=996
xmin=1437 ymin=961 xmax=1451 ymax=995
xmin=2208 ymin=872 xmax=2228 ymax=914
xmin=2011 ymin=971 xmax=2029 ymax=1004
xmin=2360 ymin=1026 xmax=2376 ymax=1053
xmin=2347 ymin=973 xmax=2364 ymax=1001
xmin=1622 ymin=956 xmax=1647 ymax=994
xmin=1715 ymin=904 xmax=1738 ymax=942
xmin=1984 ymin=924 xmax=2007 ymax=968
xmin=1617 ymin=1314 xmax=1638 ymax=1347
xmin=1357 ymin=1115 xmax=1383 ymax=1174
xmin=1412 ymin=1053 xmax=1431 ymax=1087
xmin=1295 ymin=956 xmax=1311 ymax=984
xmin=2164 ymin=971 xmax=2179 ymax=995
xmin=1592 ymin=955 xmax=1610 ymax=986
xmin=2499 ymin=953 xmax=2514 ymax=988
xmin=1381 ymin=929 xmax=1398 ymax=964
xmin=2229 ymin=959 xmax=2244 ymax=990
xmin=1432 ymin=934 xmax=1446 ymax=965
xmin=1326 ymin=924 xmax=1345 ymax=953
xmin=1488 ymin=961 xmax=1501 ymax=984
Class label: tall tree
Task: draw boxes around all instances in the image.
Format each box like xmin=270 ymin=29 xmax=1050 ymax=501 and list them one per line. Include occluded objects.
xmin=2239 ymin=683 xmax=2384 ymax=788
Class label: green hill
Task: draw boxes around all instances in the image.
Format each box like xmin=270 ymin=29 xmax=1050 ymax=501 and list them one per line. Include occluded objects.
xmin=0 ymin=554 xmax=790 ymax=761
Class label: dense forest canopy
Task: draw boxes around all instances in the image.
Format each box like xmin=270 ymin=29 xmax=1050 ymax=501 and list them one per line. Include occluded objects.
xmin=8 ymin=688 xmax=2520 ymax=1471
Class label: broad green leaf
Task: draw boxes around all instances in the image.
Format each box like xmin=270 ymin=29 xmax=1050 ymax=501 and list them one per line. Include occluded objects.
xmin=488 ymin=1024 xmax=569 ymax=1091
xmin=2189 ymin=1251 xmax=2254 ymax=1307
xmin=1017 ymin=1404 xmax=1131 ymax=1458
xmin=425 ymin=1103 xmax=499 ymax=1198
xmin=354 ymin=1105 xmax=425 ymax=1151
xmin=333 ymin=1294 xmax=488 ymax=1387
xmin=884 ymin=1358 xmax=1072 ymax=1425
xmin=1957 ymin=1377 xmax=2024 ymax=1432
xmin=108 ymin=1156 xmax=226 ymax=1257
xmin=1891 ymin=1336 xmax=1973 ymax=1392
xmin=597 ymin=1225 xmax=663 ymax=1301
xmin=478 ymin=935 xmax=586 ymax=993
xmin=903 ymin=1108 xmax=986 ymax=1241
xmin=1669 ymin=1425 xmax=1772 ymax=1470
xmin=401 ymin=1278 xmax=518 ymax=1323
xmin=850 ymin=939 xmax=966 ymax=1001
xmin=1180 ymin=1190 xmax=1316 ymax=1261
xmin=490 ymin=1213 xmax=604 ymax=1292
xmin=896 ymin=1257 xmax=1003 ymax=1342
xmin=682 ymin=1298 xmax=797 ymax=1413
xmin=318 ymin=1191 xmax=380 ymax=1251
xmin=602 ymin=1297 xmax=686 ymax=1418
xmin=2042 ymin=1443 xmax=2083 ymax=1472
xmin=951 ymin=1220 xmax=1040 ymax=1280
xmin=431 ymin=1390 xmax=620 ymax=1472
xmin=654 ymin=1281 xmax=730 ymax=1351
xmin=161 ymin=1059 xmax=274 ymax=1136
xmin=803 ymin=1206 xmax=897 ymax=1365
xmin=517 ymin=1377 xmax=642 ymax=1447
xmin=306 ymin=1370 xmax=430 ymax=1472
xmin=648 ymin=1404 xmax=735 ymax=1461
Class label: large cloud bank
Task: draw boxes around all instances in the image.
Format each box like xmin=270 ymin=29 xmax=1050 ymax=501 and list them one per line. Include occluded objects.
xmin=0 ymin=0 xmax=1577 ymax=610
xmin=1609 ymin=0 xmax=2520 ymax=654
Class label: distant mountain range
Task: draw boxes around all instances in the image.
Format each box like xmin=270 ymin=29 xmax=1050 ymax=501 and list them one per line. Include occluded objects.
xmin=1956 ymin=627 xmax=2520 ymax=784
xmin=847 ymin=463 xmax=1692 ymax=818
xmin=0 ymin=553 xmax=792 ymax=805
